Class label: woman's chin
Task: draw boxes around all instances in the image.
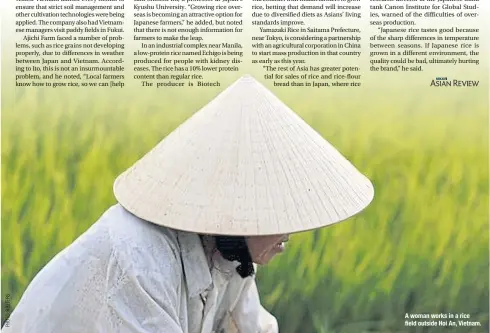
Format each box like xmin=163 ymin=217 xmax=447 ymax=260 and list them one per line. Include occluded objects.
xmin=253 ymin=258 xmax=267 ymax=265
xmin=253 ymin=253 xmax=280 ymax=265
xmin=253 ymin=256 xmax=272 ymax=265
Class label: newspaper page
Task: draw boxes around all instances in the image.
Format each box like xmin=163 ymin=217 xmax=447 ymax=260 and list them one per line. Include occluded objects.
xmin=1 ymin=0 xmax=489 ymax=332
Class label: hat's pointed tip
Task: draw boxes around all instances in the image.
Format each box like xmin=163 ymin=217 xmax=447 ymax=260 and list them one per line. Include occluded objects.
xmin=223 ymin=74 xmax=263 ymax=92
xmin=237 ymin=74 xmax=258 ymax=82
xmin=230 ymin=74 xmax=268 ymax=91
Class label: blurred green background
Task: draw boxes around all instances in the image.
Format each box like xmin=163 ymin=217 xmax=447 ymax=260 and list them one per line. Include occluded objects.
xmin=2 ymin=81 xmax=489 ymax=332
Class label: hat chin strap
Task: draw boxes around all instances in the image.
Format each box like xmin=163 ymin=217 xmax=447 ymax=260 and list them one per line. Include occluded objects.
xmin=215 ymin=235 xmax=255 ymax=278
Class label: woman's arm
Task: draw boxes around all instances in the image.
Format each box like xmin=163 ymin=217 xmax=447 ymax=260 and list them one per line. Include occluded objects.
xmin=105 ymin=268 xmax=185 ymax=333
xmin=104 ymin=232 xmax=186 ymax=333
xmin=228 ymin=275 xmax=279 ymax=333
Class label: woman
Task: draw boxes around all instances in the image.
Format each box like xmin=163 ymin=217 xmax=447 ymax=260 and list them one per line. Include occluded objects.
xmin=4 ymin=75 xmax=374 ymax=333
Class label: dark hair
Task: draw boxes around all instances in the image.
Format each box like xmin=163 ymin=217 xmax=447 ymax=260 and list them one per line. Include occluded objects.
xmin=215 ymin=236 xmax=255 ymax=278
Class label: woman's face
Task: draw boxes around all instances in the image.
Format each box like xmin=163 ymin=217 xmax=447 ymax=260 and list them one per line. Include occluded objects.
xmin=246 ymin=234 xmax=290 ymax=265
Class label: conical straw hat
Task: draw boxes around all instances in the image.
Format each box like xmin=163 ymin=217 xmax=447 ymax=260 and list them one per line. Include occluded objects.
xmin=114 ymin=75 xmax=374 ymax=236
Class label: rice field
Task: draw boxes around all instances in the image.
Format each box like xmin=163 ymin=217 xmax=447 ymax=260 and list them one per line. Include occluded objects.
xmin=2 ymin=85 xmax=488 ymax=332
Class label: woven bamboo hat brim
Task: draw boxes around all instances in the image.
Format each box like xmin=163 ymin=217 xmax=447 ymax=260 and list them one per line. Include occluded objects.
xmin=113 ymin=75 xmax=374 ymax=236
